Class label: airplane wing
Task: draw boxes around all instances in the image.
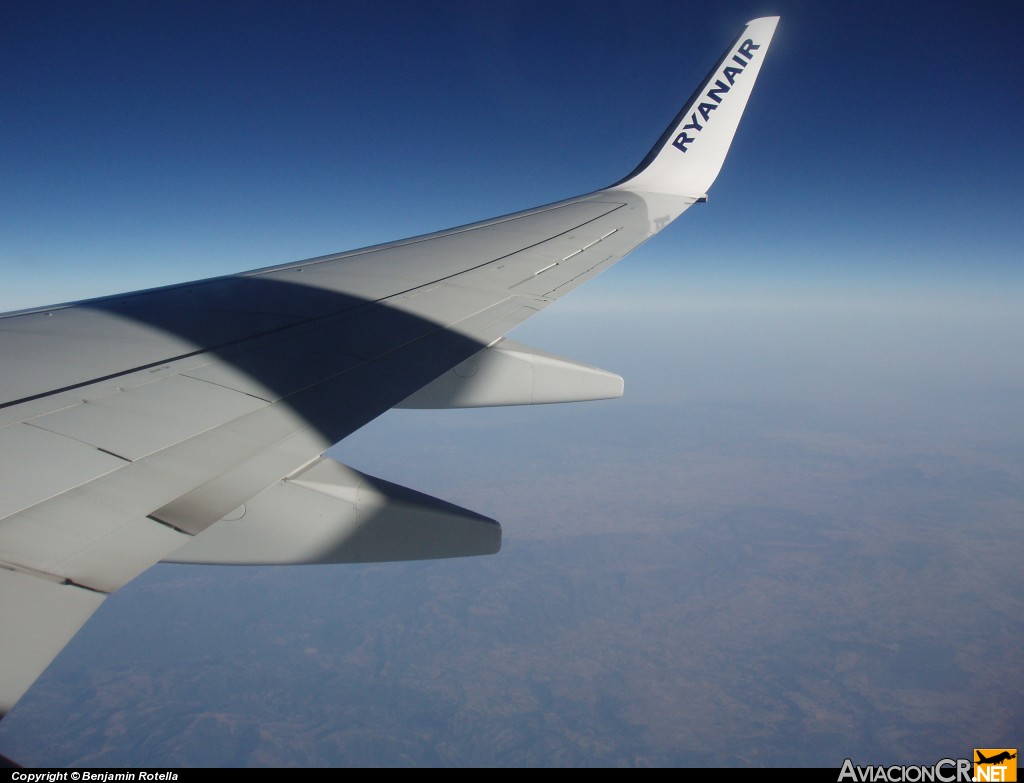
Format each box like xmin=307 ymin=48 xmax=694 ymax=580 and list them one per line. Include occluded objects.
xmin=0 ymin=17 xmax=779 ymax=715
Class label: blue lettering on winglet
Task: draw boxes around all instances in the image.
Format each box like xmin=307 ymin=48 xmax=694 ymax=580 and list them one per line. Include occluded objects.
xmin=672 ymin=38 xmax=760 ymax=153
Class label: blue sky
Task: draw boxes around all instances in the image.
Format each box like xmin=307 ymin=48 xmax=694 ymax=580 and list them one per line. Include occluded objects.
xmin=3 ymin=1 xmax=1021 ymax=310
xmin=1 ymin=0 xmax=1022 ymax=768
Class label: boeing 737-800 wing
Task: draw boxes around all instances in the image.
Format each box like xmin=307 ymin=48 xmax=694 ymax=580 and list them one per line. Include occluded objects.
xmin=0 ymin=17 xmax=778 ymax=716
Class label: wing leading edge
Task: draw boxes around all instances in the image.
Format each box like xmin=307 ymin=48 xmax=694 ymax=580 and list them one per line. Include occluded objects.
xmin=0 ymin=17 xmax=779 ymax=716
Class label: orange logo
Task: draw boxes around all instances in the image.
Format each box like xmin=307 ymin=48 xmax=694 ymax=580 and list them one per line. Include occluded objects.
xmin=974 ymin=750 xmax=1017 ymax=782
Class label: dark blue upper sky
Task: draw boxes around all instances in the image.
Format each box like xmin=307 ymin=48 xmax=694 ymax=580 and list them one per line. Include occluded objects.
xmin=3 ymin=0 xmax=1022 ymax=309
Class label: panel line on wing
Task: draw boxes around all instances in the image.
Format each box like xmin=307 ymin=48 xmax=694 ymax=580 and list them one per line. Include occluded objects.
xmin=242 ymin=199 xmax=629 ymax=276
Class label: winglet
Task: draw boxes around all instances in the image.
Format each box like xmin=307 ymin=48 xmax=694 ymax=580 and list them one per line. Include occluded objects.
xmin=610 ymin=16 xmax=779 ymax=197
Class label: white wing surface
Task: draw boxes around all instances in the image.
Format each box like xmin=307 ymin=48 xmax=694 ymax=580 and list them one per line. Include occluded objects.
xmin=0 ymin=17 xmax=779 ymax=715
